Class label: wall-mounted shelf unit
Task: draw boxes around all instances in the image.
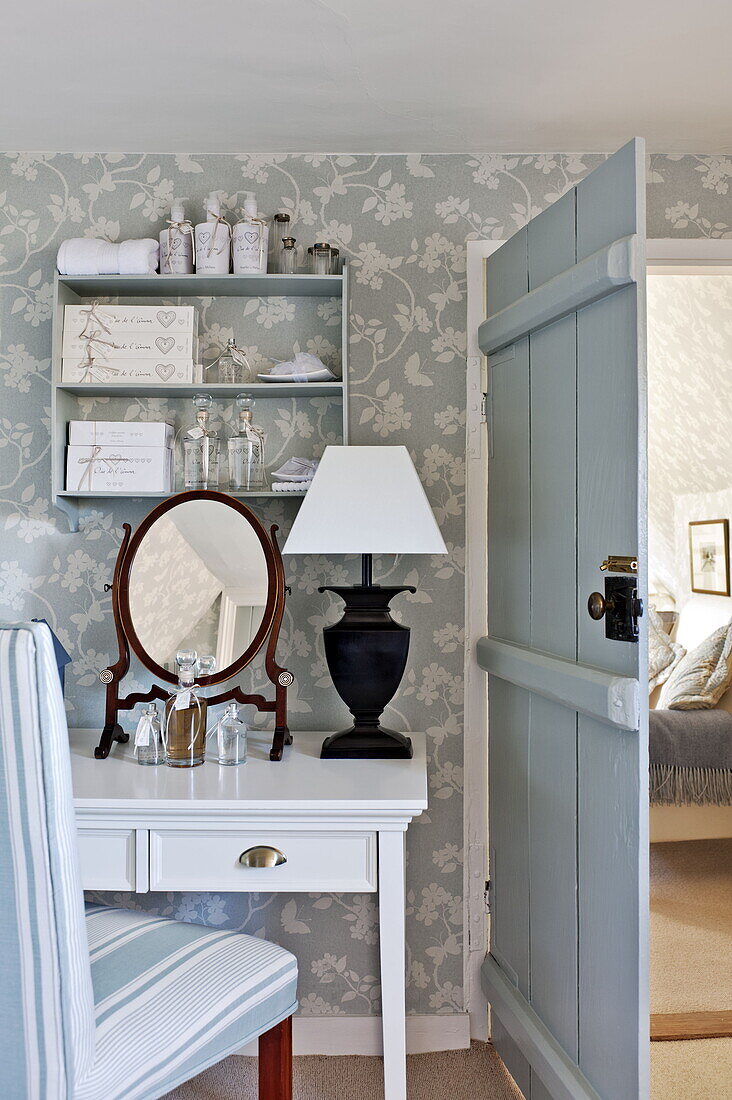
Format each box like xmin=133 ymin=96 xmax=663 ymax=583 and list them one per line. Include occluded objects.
xmin=51 ymin=269 xmax=349 ymax=531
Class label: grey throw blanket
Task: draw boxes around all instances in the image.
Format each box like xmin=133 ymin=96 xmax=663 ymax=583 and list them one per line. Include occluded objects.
xmin=650 ymin=708 xmax=732 ymax=805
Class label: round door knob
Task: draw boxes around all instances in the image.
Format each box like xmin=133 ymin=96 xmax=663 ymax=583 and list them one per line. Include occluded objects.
xmin=587 ymin=592 xmax=606 ymax=620
xmin=238 ymin=846 xmax=287 ymax=868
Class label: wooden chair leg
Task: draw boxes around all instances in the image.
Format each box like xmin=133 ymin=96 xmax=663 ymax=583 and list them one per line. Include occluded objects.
xmin=258 ymin=1015 xmax=292 ymax=1100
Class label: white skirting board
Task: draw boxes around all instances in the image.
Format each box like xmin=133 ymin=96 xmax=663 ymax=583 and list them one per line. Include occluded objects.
xmin=237 ymin=1013 xmax=471 ymax=1057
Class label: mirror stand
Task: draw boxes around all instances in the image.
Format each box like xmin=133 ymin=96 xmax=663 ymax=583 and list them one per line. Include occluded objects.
xmin=96 ymin=494 xmax=293 ymax=763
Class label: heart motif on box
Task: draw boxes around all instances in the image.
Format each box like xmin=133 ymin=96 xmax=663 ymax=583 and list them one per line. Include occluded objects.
xmin=199 ymin=231 xmax=211 ymax=245
xmin=156 ymin=336 xmax=175 ymax=354
xmin=155 ymin=362 xmax=175 ymax=381
xmin=243 ymin=230 xmax=259 ymax=245
xmin=157 ymin=310 xmax=175 ymax=328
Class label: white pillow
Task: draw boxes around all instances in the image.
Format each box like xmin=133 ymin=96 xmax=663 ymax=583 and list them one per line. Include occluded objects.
xmin=648 ymin=606 xmax=685 ymax=692
xmin=658 ymin=620 xmax=732 ymax=710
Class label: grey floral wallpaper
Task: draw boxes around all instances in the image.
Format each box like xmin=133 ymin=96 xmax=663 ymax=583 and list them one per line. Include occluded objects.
xmin=1 ymin=151 xmax=730 ymax=1019
xmin=647 ymin=274 xmax=732 ymax=610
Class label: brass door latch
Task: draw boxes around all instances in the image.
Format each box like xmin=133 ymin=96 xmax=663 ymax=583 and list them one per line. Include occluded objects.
xmin=588 ymin=554 xmax=643 ymax=642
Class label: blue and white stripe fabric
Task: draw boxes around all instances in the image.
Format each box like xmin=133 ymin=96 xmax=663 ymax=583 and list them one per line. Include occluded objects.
xmin=80 ymin=905 xmax=297 ymax=1099
xmin=0 ymin=622 xmax=96 ymax=1098
xmin=0 ymin=622 xmax=297 ymax=1099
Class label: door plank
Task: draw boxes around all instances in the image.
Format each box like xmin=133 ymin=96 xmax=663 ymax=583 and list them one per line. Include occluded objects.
xmin=650 ymin=1011 xmax=732 ymax=1042
xmin=575 ymin=141 xmax=649 ymax=1100
xmin=526 ymin=189 xmax=580 ymax=1069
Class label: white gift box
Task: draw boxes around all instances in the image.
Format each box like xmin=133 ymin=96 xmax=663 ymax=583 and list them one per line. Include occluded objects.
xmin=63 ymin=331 xmax=197 ymax=360
xmin=61 ymin=358 xmax=193 ymax=384
xmin=64 ymin=304 xmax=198 ymax=337
xmin=66 ymin=445 xmax=173 ymax=493
xmin=68 ymin=420 xmax=174 ymax=448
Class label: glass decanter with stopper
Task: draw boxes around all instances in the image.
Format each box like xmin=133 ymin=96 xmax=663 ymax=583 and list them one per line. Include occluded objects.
xmin=164 ymin=650 xmax=208 ymax=767
xmin=209 ymin=337 xmax=252 ymax=384
xmin=181 ymin=393 xmax=219 ymax=489
xmin=228 ymin=395 xmax=266 ymax=490
xmin=134 ymin=702 xmax=164 ymax=766
xmin=214 ymin=702 xmax=248 ymax=765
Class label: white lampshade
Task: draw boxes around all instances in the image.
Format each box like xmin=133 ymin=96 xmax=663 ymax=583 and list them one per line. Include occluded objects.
xmin=282 ymin=446 xmax=447 ymax=556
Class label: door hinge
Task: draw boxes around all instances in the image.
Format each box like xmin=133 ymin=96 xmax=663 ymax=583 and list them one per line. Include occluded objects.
xmin=480 ymin=392 xmax=489 ymax=422
xmin=485 ymin=879 xmax=491 ymax=913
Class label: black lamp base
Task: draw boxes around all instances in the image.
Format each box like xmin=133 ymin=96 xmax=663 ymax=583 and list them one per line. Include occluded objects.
xmin=318 ymin=554 xmax=416 ymax=761
xmin=321 ymin=724 xmax=413 ymax=760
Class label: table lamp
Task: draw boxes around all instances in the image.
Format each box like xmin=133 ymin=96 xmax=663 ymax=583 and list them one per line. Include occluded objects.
xmin=283 ymin=446 xmax=447 ymax=759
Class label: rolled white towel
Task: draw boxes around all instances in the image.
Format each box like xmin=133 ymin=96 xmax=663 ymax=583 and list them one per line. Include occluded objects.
xmin=57 ymin=237 xmax=159 ymax=275
xmin=117 ymin=238 xmax=159 ymax=275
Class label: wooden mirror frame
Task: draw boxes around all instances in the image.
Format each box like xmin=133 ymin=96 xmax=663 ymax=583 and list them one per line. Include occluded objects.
xmin=96 ymin=490 xmax=293 ymax=762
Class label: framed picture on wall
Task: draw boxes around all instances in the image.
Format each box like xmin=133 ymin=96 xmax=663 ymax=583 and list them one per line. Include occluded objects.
xmin=689 ymin=519 xmax=730 ymax=596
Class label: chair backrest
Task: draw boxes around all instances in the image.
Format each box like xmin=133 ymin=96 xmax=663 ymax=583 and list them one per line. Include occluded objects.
xmin=0 ymin=622 xmax=95 ymax=1098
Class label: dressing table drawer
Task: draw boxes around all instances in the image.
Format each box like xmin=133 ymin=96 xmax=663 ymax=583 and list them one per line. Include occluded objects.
xmin=78 ymin=827 xmax=141 ymax=891
xmin=149 ymin=829 xmax=377 ymax=893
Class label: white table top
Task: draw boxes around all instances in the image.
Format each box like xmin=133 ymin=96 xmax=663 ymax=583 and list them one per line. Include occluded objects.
xmin=69 ymin=729 xmax=428 ymax=817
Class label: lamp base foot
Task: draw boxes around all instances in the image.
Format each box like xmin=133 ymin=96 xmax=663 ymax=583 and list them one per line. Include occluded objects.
xmin=320 ymin=725 xmax=413 ymax=760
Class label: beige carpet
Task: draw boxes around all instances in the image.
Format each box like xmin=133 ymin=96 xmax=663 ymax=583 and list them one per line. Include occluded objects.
xmin=651 ymin=840 xmax=732 ymax=1098
xmin=650 ymin=840 xmax=732 ymax=1013
xmin=163 ymin=1042 xmax=524 ymax=1099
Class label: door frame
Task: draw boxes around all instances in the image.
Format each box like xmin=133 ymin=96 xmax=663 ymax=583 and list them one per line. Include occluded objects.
xmin=463 ymin=232 xmax=732 ymax=1035
xmin=464 ymin=237 xmax=505 ymax=1039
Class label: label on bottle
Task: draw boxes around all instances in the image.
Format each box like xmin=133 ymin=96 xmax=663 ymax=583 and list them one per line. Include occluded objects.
xmin=174 ymin=690 xmax=191 ymax=711
xmin=135 ymin=714 xmax=152 ymax=746
xmin=233 ymin=222 xmax=268 ymax=274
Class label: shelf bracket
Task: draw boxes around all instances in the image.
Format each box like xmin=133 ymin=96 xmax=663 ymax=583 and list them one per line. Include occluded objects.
xmin=53 ymin=495 xmax=80 ymax=533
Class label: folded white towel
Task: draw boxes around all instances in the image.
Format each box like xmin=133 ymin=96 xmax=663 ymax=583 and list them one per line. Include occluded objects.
xmin=57 ymin=237 xmax=159 ymax=275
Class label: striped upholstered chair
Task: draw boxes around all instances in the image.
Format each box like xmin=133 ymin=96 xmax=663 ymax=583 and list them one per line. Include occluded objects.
xmin=0 ymin=621 xmax=297 ymax=1099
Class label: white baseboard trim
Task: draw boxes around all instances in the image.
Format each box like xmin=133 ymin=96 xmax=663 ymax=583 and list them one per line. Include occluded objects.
xmin=237 ymin=1013 xmax=471 ymax=1057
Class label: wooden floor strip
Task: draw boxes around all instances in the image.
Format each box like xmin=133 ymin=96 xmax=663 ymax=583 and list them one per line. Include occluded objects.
xmin=651 ymin=1011 xmax=732 ymax=1042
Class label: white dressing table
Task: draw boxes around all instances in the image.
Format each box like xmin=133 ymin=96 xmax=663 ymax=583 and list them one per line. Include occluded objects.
xmin=70 ymin=728 xmax=427 ymax=1100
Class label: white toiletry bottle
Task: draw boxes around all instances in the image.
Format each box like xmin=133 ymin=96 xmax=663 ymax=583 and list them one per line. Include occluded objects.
xmin=232 ymin=192 xmax=269 ymax=275
xmin=160 ymin=198 xmax=194 ymax=274
xmin=195 ymin=191 xmax=231 ymax=275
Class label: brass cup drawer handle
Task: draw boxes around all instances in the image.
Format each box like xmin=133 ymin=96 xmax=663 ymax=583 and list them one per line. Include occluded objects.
xmin=238 ymin=846 xmax=287 ymax=869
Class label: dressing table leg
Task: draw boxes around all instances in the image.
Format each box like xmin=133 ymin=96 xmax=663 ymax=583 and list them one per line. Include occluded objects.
xmin=378 ymin=829 xmax=407 ymax=1100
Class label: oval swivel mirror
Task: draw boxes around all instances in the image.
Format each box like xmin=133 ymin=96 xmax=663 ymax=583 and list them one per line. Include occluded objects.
xmin=96 ymin=491 xmax=293 ymax=762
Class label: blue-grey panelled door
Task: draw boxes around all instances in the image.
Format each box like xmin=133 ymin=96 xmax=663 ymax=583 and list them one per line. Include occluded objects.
xmin=477 ymin=140 xmax=649 ymax=1100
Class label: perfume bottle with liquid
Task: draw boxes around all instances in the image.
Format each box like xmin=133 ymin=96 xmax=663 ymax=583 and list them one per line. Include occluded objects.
xmin=214 ymin=702 xmax=248 ymax=765
xmin=134 ymin=703 xmax=164 ymax=765
xmin=181 ymin=393 xmax=220 ymax=489
xmin=228 ymin=395 xmax=266 ymax=490
xmin=164 ymin=651 xmax=208 ymax=768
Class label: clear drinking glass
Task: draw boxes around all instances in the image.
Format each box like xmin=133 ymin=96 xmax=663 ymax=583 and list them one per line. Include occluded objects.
xmin=215 ymin=702 xmax=248 ymax=765
xmin=330 ymin=246 xmax=340 ymax=274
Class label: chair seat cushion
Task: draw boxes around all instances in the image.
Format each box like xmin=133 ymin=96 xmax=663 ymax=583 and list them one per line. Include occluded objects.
xmin=78 ymin=904 xmax=297 ymax=1100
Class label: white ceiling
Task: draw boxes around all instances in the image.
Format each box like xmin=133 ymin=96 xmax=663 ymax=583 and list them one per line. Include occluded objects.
xmin=3 ymin=0 xmax=732 ymax=154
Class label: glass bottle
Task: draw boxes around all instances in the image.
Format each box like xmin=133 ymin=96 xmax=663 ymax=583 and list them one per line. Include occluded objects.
xmin=330 ymin=246 xmax=340 ymax=274
xmin=313 ymin=242 xmax=331 ymax=275
xmin=213 ymin=338 xmax=251 ymax=384
xmin=182 ymin=393 xmax=219 ymax=489
xmin=134 ymin=703 xmax=164 ymax=766
xmin=164 ymin=650 xmax=207 ymax=768
xmin=269 ymin=212 xmax=291 ymax=272
xmin=215 ymin=702 xmax=248 ymax=765
xmin=280 ymin=237 xmax=297 ymax=275
xmin=228 ymin=395 xmax=266 ymax=491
